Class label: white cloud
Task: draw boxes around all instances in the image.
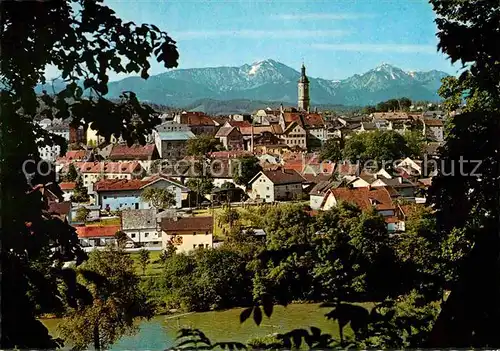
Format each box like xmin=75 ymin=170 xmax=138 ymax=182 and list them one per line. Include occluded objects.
xmin=310 ymin=43 xmax=438 ymax=54
xmin=274 ymin=13 xmax=376 ymax=20
xmin=173 ymin=29 xmax=349 ymax=40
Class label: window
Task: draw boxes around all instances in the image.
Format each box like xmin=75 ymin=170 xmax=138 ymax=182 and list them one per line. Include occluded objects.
xmin=205 ymin=231 xmax=208 ymax=235
xmin=193 ymin=244 xmax=196 ymax=249
xmin=266 ymin=195 xmax=270 ymax=198
xmin=193 ymin=231 xmax=196 ymax=235
xmin=153 ymin=241 xmax=159 ymax=245
xmin=145 ymin=233 xmax=149 ymax=237
xmin=131 ymin=233 xmax=136 ymax=238
xmin=135 ymin=203 xmax=139 ymax=209
xmin=198 ymin=244 xmax=204 ymax=248
xmin=205 ymin=244 xmax=210 ymax=248
xmin=266 ymin=186 xmax=269 ymax=190
xmin=104 ymin=196 xmax=107 ymax=199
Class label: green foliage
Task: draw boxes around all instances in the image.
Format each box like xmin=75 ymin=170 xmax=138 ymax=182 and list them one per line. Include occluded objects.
xmin=0 ymin=0 xmax=179 ymax=347
xmin=138 ymin=249 xmax=150 ymax=275
xmin=187 ymin=134 xmax=220 ymax=156
xmin=342 ymin=130 xmax=412 ymax=169
xmin=403 ymin=130 xmax=426 ymax=158
xmin=232 ymin=156 xmax=262 ymax=186
xmin=65 ymin=163 xmax=79 ymax=182
xmin=114 ymin=231 xmax=129 ymax=249
xmin=161 ymin=249 xmax=252 ymax=311
xmin=140 ymin=187 xmax=176 ymax=210
xmin=319 ymin=137 xmax=342 ymax=162
xmin=74 ymin=206 xmax=90 ymax=222
xmin=219 ymin=206 xmax=240 ymax=229
xmin=71 ymin=177 xmax=90 ymax=203
xmin=375 ymin=97 xmax=412 ymax=112
xmin=59 ymin=247 xmax=152 ymax=350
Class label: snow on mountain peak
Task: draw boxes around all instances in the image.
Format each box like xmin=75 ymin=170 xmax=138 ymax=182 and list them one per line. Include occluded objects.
xmin=248 ymin=62 xmax=263 ymax=75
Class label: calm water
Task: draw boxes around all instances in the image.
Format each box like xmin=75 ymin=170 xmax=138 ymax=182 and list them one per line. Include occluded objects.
xmin=42 ymin=304 xmax=346 ymax=350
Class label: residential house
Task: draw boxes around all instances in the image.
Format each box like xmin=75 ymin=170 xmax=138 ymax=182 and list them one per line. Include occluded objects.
xmin=252 ymin=108 xmax=280 ymax=125
xmin=357 ymin=122 xmax=377 ymax=133
xmin=396 ymin=157 xmax=423 ymax=177
xmin=38 ymin=120 xmax=70 ymax=162
xmin=121 ymin=209 xmax=162 ymax=248
xmin=321 ymin=187 xmax=398 ymax=231
xmin=71 ymin=161 xmax=143 ymax=187
xmin=422 ymin=119 xmax=444 ymax=142
xmin=153 ymin=121 xmax=195 ymax=160
xmin=86 ymin=122 xmax=123 ymax=146
xmin=370 ymin=177 xmax=416 ymax=198
xmin=59 ymin=182 xmax=76 ymax=201
xmin=161 ymin=216 xmax=214 ymax=253
xmin=176 ymin=112 xmax=218 ymax=135
xmin=48 ymin=201 xmax=72 ymax=223
xmin=108 ymin=143 xmax=159 ymax=172
xmin=70 ymin=204 xmax=100 ymax=223
xmin=309 ymin=180 xmax=341 ymax=210
xmin=249 ymin=168 xmax=305 ymax=202
xmin=76 ymin=225 xmax=121 ymax=251
xmin=215 ymin=127 xmax=244 ymax=150
xmin=280 ymin=121 xmax=307 ymax=150
xmin=302 ymin=113 xmax=327 ymax=147
xmin=94 ymin=175 xmax=187 ymax=211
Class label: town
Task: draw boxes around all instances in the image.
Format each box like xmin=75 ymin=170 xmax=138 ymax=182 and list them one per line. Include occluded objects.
xmin=35 ymin=64 xmax=447 ymax=254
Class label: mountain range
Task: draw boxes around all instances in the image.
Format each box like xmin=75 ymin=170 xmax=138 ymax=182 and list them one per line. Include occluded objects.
xmin=38 ymin=59 xmax=449 ymax=110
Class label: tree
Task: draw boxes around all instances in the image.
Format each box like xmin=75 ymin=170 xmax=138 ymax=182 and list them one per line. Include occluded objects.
xmin=343 ymin=130 xmax=411 ymax=170
xmin=65 ymin=163 xmax=79 ymax=182
xmin=138 ymin=249 xmax=150 ymax=275
xmin=403 ymin=130 xmax=425 ymax=158
xmin=71 ymin=177 xmax=90 ymax=203
xmin=59 ymin=247 xmax=152 ymax=350
xmin=140 ymin=187 xmax=176 ymax=210
xmin=114 ymin=231 xmax=129 ymax=249
xmin=0 ymin=0 xmax=178 ymax=347
xmin=219 ymin=206 xmax=240 ymax=230
xmin=186 ymin=177 xmax=214 ymax=207
xmin=232 ymin=156 xmax=262 ymax=187
xmin=74 ymin=206 xmax=90 ymax=222
xmin=319 ymin=137 xmax=343 ymax=162
xmin=186 ymin=134 xmax=220 ymax=157
xmin=426 ymin=0 xmax=500 ymax=347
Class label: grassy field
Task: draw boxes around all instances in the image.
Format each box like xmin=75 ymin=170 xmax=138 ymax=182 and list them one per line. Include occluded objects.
xmin=128 ymin=250 xmax=163 ymax=276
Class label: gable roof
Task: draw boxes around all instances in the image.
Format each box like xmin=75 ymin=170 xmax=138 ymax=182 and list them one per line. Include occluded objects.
xmin=94 ymin=178 xmax=147 ymax=192
xmin=251 ymin=168 xmax=305 ymax=185
xmin=160 ymin=216 xmax=213 ymax=232
xmin=109 ymin=143 xmax=157 ymax=160
xmin=309 ymin=180 xmax=342 ymax=195
xmin=72 ymin=161 xmax=142 ymax=174
xmin=122 ymin=209 xmax=157 ymax=230
xmin=423 ymin=119 xmax=444 ymax=127
xmin=76 ymin=225 xmax=121 ymax=238
xmin=215 ymin=126 xmax=242 ymax=138
xmin=225 ymin=120 xmax=252 ymax=128
xmin=179 ymin=114 xmax=216 ymax=126
xmin=330 ymin=187 xmax=394 ymax=211
xmin=59 ymin=182 xmax=76 ymax=191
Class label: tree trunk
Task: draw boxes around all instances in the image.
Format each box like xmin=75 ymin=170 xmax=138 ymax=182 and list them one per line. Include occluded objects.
xmin=93 ymin=323 xmax=100 ymax=351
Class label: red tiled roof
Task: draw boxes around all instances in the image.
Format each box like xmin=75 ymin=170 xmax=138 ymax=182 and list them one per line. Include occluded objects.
xmin=160 ymin=216 xmax=213 ymax=232
xmin=72 ymin=161 xmax=142 ymax=174
xmin=226 ymin=121 xmax=252 ymax=128
xmin=57 ymin=150 xmax=87 ymax=163
xmin=59 ymin=182 xmax=76 ymax=191
xmin=94 ymin=178 xmax=147 ymax=191
xmin=303 ymin=113 xmax=324 ymax=128
xmin=385 ymin=216 xmax=399 ymax=224
xmin=76 ymin=225 xmax=121 ymax=238
xmin=256 ymin=168 xmax=305 ymax=185
xmin=331 ymin=187 xmax=394 ymax=211
xmin=109 ymin=143 xmax=156 ymax=160
xmin=180 ymin=114 xmax=216 ymax=126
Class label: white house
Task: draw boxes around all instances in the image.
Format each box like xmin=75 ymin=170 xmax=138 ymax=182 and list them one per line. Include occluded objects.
xmin=161 ymin=216 xmax=214 ymax=253
xmin=249 ymin=168 xmax=305 ymax=202
xmin=121 ymin=209 xmax=162 ymax=248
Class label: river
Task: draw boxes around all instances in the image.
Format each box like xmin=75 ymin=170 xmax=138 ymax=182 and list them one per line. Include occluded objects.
xmin=42 ymin=303 xmax=347 ymax=350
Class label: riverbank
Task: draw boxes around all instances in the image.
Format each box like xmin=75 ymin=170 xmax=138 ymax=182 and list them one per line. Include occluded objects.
xmin=42 ymin=303 xmax=365 ymax=350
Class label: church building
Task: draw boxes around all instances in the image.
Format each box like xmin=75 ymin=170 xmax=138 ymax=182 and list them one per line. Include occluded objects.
xmin=298 ymin=63 xmax=310 ymax=112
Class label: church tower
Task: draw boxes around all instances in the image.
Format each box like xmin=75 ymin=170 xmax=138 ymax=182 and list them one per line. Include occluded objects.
xmin=298 ymin=63 xmax=310 ymax=112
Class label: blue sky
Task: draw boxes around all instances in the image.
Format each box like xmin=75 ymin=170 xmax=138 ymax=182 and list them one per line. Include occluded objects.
xmin=48 ymin=0 xmax=459 ymax=81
